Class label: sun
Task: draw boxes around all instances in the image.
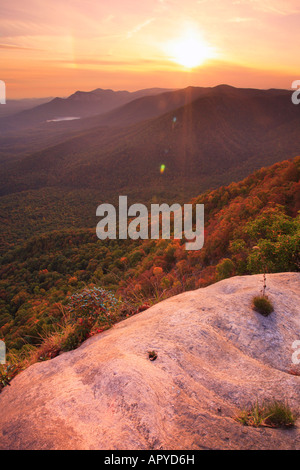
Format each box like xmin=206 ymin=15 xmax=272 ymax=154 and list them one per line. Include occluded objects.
xmin=165 ymin=30 xmax=216 ymax=69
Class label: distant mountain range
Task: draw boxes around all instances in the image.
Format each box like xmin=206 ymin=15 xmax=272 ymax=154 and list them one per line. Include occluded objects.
xmin=0 ymin=97 xmax=53 ymax=118
xmin=1 ymin=84 xmax=299 ymax=200
xmin=0 ymin=87 xmax=172 ymax=133
xmin=0 ymin=87 xmax=174 ymax=163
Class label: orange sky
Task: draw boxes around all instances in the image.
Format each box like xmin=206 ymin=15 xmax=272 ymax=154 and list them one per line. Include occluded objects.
xmin=1 ymin=0 xmax=299 ymax=98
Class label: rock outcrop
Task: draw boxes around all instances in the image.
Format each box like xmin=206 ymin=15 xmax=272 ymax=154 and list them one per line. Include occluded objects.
xmin=0 ymin=273 xmax=299 ymax=450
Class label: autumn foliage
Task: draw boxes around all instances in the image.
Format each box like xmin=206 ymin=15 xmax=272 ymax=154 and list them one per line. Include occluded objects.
xmin=0 ymin=156 xmax=299 ymax=367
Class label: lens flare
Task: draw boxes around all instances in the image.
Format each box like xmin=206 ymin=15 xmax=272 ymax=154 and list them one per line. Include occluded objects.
xmin=160 ymin=164 xmax=166 ymax=174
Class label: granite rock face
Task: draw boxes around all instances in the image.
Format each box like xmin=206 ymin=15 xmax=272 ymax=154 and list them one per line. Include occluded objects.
xmin=0 ymin=273 xmax=299 ymax=450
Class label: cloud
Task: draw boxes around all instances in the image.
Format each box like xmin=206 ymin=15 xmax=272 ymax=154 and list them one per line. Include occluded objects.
xmin=126 ymin=18 xmax=155 ymax=38
xmin=0 ymin=43 xmax=42 ymax=51
xmin=237 ymin=0 xmax=300 ymax=16
xmin=228 ymin=17 xmax=255 ymax=23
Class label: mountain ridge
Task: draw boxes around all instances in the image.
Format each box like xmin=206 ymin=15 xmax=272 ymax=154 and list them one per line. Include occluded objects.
xmin=1 ymin=85 xmax=299 ymax=198
xmin=0 ymin=87 xmax=173 ymax=133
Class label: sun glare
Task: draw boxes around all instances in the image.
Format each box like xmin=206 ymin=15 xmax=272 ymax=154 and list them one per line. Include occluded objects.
xmin=165 ymin=30 xmax=216 ymax=69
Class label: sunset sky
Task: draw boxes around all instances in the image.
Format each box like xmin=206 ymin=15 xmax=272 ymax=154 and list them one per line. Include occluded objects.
xmin=1 ymin=0 xmax=299 ymax=98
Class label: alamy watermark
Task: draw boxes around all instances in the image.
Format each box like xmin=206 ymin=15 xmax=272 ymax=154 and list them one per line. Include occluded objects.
xmin=0 ymin=340 xmax=5 ymax=364
xmin=0 ymin=80 xmax=6 ymax=104
xmin=292 ymin=340 xmax=300 ymax=365
xmin=96 ymin=196 xmax=204 ymax=251
xmin=291 ymin=80 xmax=300 ymax=105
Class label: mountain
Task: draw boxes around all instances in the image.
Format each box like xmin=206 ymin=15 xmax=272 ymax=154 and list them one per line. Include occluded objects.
xmin=0 ymin=86 xmax=214 ymax=163
xmin=0 ymin=87 xmax=172 ymax=133
xmin=76 ymin=84 xmax=295 ymax=129
xmin=1 ymin=84 xmax=299 ymax=198
xmin=0 ymin=97 xmax=53 ymax=118
xmin=0 ymin=87 xmax=174 ymax=164
xmin=73 ymin=85 xmax=214 ymax=129
xmin=0 ymin=86 xmax=209 ymax=164
xmin=0 ymin=273 xmax=299 ymax=450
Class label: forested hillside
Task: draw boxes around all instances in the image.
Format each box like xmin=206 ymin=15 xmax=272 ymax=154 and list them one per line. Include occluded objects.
xmin=0 ymin=156 xmax=299 ymax=372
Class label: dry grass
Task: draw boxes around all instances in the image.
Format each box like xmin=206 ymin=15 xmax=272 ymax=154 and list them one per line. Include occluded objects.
xmin=25 ymin=324 xmax=76 ymax=367
xmin=236 ymin=400 xmax=297 ymax=428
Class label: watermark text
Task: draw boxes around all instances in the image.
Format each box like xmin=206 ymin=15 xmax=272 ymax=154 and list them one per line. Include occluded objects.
xmin=291 ymin=80 xmax=300 ymax=105
xmin=0 ymin=340 xmax=6 ymax=364
xmin=96 ymin=196 xmax=204 ymax=251
xmin=0 ymin=80 xmax=6 ymax=104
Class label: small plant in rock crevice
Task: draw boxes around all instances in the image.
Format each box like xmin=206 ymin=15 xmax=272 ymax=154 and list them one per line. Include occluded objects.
xmin=252 ymin=295 xmax=274 ymax=316
xmin=0 ymin=364 xmax=20 ymax=391
xmin=236 ymin=399 xmax=297 ymax=428
xmin=250 ymin=254 xmax=274 ymax=316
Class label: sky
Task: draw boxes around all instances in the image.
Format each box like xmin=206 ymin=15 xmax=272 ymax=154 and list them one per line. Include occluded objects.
xmin=1 ymin=0 xmax=299 ymax=98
